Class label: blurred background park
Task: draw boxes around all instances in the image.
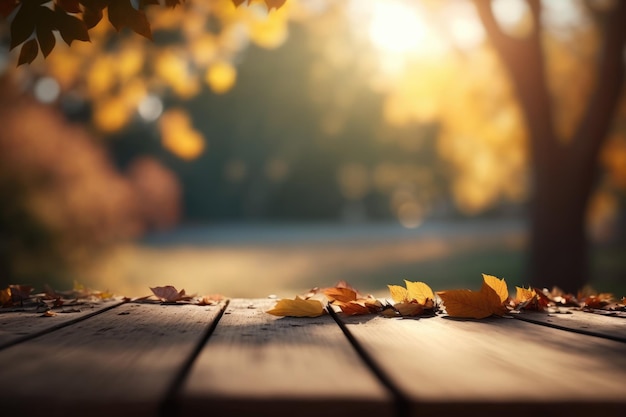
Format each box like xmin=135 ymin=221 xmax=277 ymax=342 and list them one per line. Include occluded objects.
xmin=0 ymin=0 xmax=625 ymax=297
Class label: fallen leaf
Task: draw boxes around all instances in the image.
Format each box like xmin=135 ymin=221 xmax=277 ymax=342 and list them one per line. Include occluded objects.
xmin=41 ymin=310 xmax=56 ymax=317
xmin=266 ymin=297 xmax=325 ymax=317
xmin=437 ymin=289 xmax=496 ymax=319
xmin=150 ymin=285 xmax=193 ymax=302
xmin=405 ymin=280 xmax=435 ymax=304
xmin=394 ymin=302 xmax=424 ymax=317
xmin=386 ymin=281 xmax=436 ymax=317
xmin=388 ymin=285 xmax=408 ymax=303
xmin=335 ymin=297 xmax=382 ymax=316
xmin=196 ymin=294 xmax=224 ymax=306
xmin=323 ymin=287 xmax=357 ymax=303
xmin=9 ymin=284 xmax=33 ymax=304
xmin=437 ymin=274 xmax=508 ymax=319
xmin=515 ymin=286 xmax=536 ymax=304
xmin=481 ymin=274 xmax=508 ymax=304
xmin=0 ymin=287 xmax=11 ymax=306
xmin=336 ymin=301 xmax=371 ymax=316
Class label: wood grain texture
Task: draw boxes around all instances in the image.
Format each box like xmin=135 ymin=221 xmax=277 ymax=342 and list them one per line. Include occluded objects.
xmin=0 ymin=302 xmax=225 ymax=417
xmin=340 ymin=314 xmax=626 ymax=417
xmin=0 ymin=299 xmax=124 ymax=349
xmin=179 ymin=299 xmax=393 ymax=417
xmin=513 ymin=309 xmax=626 ymax=342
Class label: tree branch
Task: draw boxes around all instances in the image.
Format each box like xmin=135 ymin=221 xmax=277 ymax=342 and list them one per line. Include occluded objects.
xmin=473 ymin=0 xmax=559 ymax=170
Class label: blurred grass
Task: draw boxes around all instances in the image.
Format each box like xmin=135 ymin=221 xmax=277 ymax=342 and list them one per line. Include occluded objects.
xmin=74 ymin=222 xmax=625 ymax=298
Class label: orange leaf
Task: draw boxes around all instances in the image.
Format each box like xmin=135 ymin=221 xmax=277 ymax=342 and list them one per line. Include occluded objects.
xmin=337 ymin=298 xmax=383 ymax=315
xmin=405 ymin=280 xmax=435 ymax=305
xmin=515 ymin=287 xmax=536 ymax=304
xmin=337 ymin=301 xmax=371 ymax=316
xmin=437 ymin=289 xmax=497 ymax=319
xmin=0 ymin=287 xmax=11 ymax=306
xmin=266 ymin=297 xmax=325 ymax=317
xmin=323 ymin=287 xmax=357 ymax=303
xmin=394 ymin=302 xmax=424 ymax=317
xmin=481 ymin=274 xmax=508 ymax=303
xmin=388 ymin=285 xmax=408 ymax=303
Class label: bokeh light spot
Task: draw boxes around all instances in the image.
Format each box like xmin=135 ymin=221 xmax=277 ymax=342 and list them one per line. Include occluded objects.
xmin=34 ymin=77 xmax=61 ymax=103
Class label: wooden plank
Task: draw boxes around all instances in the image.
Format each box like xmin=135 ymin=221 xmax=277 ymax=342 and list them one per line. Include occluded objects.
xmin=513 ymin=309 xmax=626 ymax=342
xmin=179 ymin=299 xmax=393 ymax=417
xmin=0 ymin=299 xmax=125 ymax=349
xmin=0 ymin=302 xmax=226 ymax=417
xmin=339 ymin=314 xmax=626 ymax=417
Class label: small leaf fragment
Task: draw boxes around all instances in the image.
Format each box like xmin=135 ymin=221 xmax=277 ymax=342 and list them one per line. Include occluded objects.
xmin=0 ymin=287 xmax=11 ymax=306
xmin=266 ymin=297 xmax=325 ymax=317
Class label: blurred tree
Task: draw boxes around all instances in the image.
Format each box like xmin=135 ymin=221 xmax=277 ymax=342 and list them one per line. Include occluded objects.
xmin=472 ymin=0 xmax=626 ymax=291
xmin=1 ymin=0 xmax=625 ymax=292
xmin=0 ymin=75 xmax=181 ymax=286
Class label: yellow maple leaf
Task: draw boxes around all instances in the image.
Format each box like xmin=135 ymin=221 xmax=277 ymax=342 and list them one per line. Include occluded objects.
xmin=405 ymin=280 xmax=435 ymax=304
xmin=388 ymin=285 xmax=408 ymax=303
xmin=266 ymin=297 xmax=325 ymax=317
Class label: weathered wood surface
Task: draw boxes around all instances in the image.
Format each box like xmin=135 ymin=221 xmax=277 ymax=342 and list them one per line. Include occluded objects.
xmin=0 ymin=302 xmax=225 ymax=417
xmin=0 ymin=298 xmax=124 ymax=349
xmin=179 ymin=299 xmax=393 ymax=417
xmin=513 ymin=309 xmax=626 ymax=342
xmin=1 ymin=298 xmax=625 ymax=417
xmin=339 ymin=314 xmax=626 ymax=417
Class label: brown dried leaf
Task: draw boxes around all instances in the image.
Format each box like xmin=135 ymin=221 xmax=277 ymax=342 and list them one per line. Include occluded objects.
xmin=9 ymin=284 xmax=33 ymax=303
xmin=196 ymin=294 xmax=224 ymax=306
xmin=0 ymin=287 xmax=11 ymax=306
xmin=150 ymin=285 xmax=192 ymax=302
xmin=394 ymin=302 xmax=424 ymax=317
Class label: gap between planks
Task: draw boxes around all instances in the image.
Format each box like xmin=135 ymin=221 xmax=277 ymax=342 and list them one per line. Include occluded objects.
xmin=336 ymin=312 xmax=626 ymax=417
xmin=0 ymin=301 xmax=228 ymax=417
xmin=177 ymin=299 xmax=394 ymax=417
xmin=512 ymin=309 xmax=626 ymax=343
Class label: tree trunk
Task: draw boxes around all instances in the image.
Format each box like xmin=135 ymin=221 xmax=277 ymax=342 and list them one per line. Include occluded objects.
xmin=473 ymin=0 xmax=626 ymax=292
xmin=529 ymin=164 xmax=591 ymax=292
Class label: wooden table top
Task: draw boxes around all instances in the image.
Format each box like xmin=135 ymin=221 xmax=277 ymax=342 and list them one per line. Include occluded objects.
xmin=1 ymin=298 xmax=625 ymax=417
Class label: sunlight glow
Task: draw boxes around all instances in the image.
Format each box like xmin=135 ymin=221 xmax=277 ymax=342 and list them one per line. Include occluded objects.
xmin=368 ymin=1 xmax=426 ymax=54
